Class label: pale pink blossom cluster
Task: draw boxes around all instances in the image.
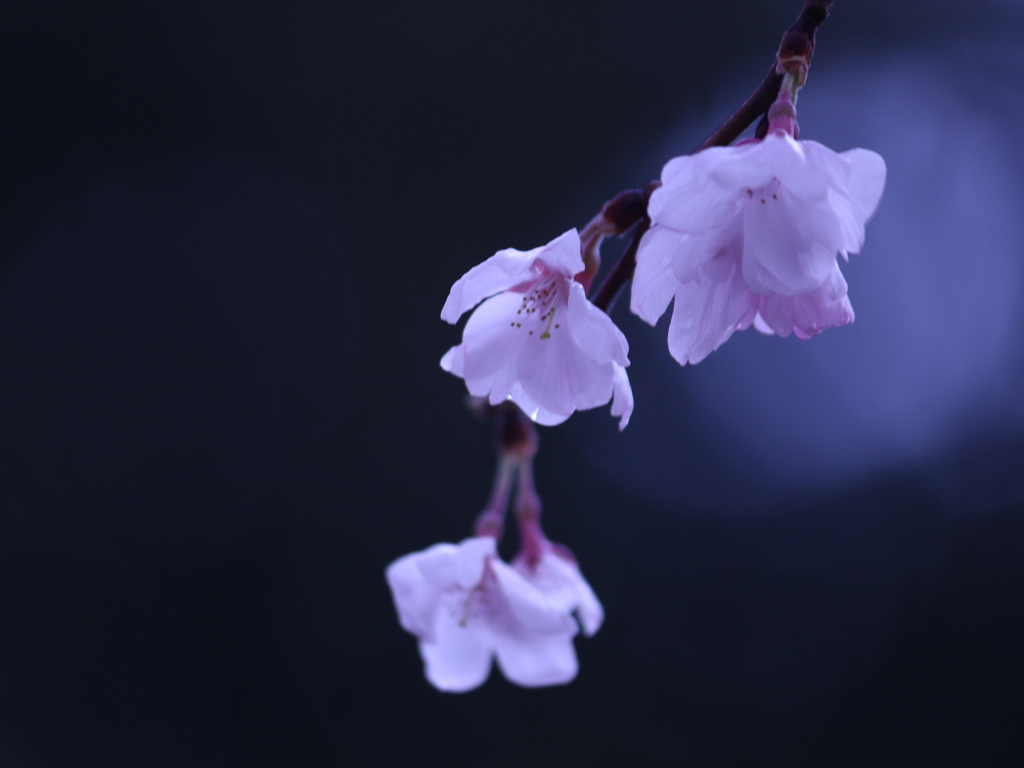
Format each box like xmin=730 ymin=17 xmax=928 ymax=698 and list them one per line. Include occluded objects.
xmin=386 ymin=537 xmax=602 ymax=692
xmin=388 ymin=64 xmax=887 ymax=693
xmin=439 ymin=106 xmax=884 ymax=422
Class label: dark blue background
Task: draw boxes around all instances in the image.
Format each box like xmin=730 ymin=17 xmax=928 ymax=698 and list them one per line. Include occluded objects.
xmin=2 ymin=2 xmax=1022 ymax=766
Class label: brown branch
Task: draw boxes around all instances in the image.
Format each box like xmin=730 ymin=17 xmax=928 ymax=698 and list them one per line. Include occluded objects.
xmin=695 ymin=66 xmax=783 ymax=152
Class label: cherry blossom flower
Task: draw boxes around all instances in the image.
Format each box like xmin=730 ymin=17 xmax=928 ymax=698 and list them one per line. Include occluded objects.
xmin=385 ymin=536 xmax=599 ymax=692
xmin=631 ymin=130 xmax=886 ymax=365
xmin=441 ymin=229 xmax=633 ymax=428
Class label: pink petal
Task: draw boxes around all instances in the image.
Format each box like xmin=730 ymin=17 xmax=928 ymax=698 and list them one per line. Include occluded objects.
xmin=674 ymin=223 xmax=741 ymax=284
xmin=515 ymin=322 xmax=615 ymax=418
xmin=414 ymin=538 xmax=494 ymax=590
xmin=456 ymin=291 xmax=530 ymax=399
xmin=439 ymin=344 xmax=464 ymax=376
xmin=824 ymin=146 xmax=887 ymax=255
xmin=741 ymin=186 xmax=840 ymax=295
xmin=385 ymin=553 xmax=442 ymax=642
xmin=758 ymin=266 xmax=854 ymax=338
xmin=700 ymin=139 xmax=786 ymax=196
xmin=492 ymin=626 xmax=579 ymax=688
xmin=650 ymin=149 xmax=745 ymax=234
xmin=419 ymin=600 xmax=494 ymax=693
xmin=440 ymin=246 xmax=543 ymax=324
xmin=566 ymin=282 xmax=629 ymax=366
xmin=752 ymin=133 xmax=832 ymax=201
xmin=533 ymin=229 xmax=585 ymax=277
xmin=522 ymin=552 xmax=605 ymax=637
xmin=668 ymin=259 xmax=757 ymax=365
xmin=632 ymin=227 xmax=681 ymax=325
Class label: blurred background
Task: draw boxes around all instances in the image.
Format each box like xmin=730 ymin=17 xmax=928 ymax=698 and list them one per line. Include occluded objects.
xmin=2 ymin=1 xmax=1023 ymax=765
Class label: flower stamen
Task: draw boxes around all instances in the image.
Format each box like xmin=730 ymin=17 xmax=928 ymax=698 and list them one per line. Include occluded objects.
xmin=540 ymin=307 xmax=557 ymax=339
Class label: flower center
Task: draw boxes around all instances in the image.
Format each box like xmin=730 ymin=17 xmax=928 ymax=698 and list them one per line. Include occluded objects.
xmin=745 ymin=178 xmax=782 ymax=206
xmin=509 ymin=273 xmax=566 ymax=340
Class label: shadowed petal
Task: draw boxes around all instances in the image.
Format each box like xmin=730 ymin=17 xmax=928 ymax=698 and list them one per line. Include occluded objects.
xmin=668 ymin=260 xmax=757 ymax=365
xmin=491 ymin=561 xmax=576 ymax=635
xmin=517 ymin=325 xmax=615 ymax=417
xmin=632 ymin=227 xmax=686 ymax=325
xmin=456 ymin=292 xmax=529 ymax=400
xmin=567 ymin=282 xmax=629 ymax=366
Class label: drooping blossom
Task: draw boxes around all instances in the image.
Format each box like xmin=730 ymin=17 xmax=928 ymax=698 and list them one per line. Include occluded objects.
xmin=385 ymin=536 xmax=599 ymax=692
xmin=513 ymin=543 xmax=604 ymax=638
xmin=441 ymin=229 xmax=633 ymax=428
xmin=631 ymin=124 xmax=886 ymax=365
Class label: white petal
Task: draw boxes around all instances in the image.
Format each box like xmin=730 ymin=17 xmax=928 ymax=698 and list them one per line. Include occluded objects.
xmin=524 ymin=552 xmax=605 ymax=637
xmin=741 ymin=186 xmax=839 ymax=295
xmin=533 ymin=228 xmax=585 ymax=277
xmin=451 ymin=538 xmax=499 ymax=587
xmin=566 ymin=282 xmax=629 ymax=366
xmin=440 ymin=246 xmax=543 ymax=324
xmin=456 ymin=291 xmax=530 ymax=400
xmin=516 ymin=322 xmax=615 ymax=418
xmin=668 ymin=258 xmax=757 ymax=365
xmin=610 ymin=363 xmax=633 ymax=431
xmin=700 ymin=139 xmax=786 ymax=196
xmin=752 ymin=312 xmax=775 ymax=335
xmin=758 ymin=265 xmax=854 ymax=339
xmin=650 ymin=149 xmax=746 ymax=234
xmin=506 ymin=382 xmax=571 ymax=427
xmin=439 ymin=344 xmax=464 ymax=376
xmin=415 ymin=538 xmax=494 ymax=590
xmin=631 ymin=227 xmax=683 ymax=326
xmin=839 ymin=148 xmax=886 ymax=219
xmin=573 ymin=582 xmax=604 ymax=637
xmin=675 ymin=223 xmax=741 ymax=284
xmin=824 ymin=146 xmax=887 ymax=254
xmin=385 ymin=553 xmax=442 ymax=642
xmin=419 ymin=598 xmax=495 ymax=693
xmin=492 ymin=625 xmax=579 ymax=688
xmin=752 ymin=133 xmax=832 ymax=201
